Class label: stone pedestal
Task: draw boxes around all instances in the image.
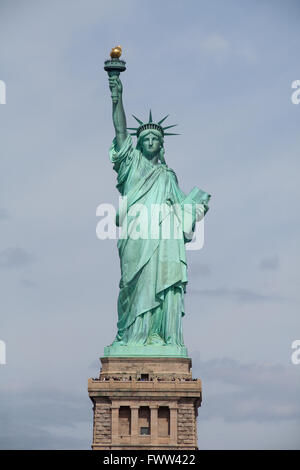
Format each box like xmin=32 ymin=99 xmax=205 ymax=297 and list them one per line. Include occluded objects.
xmin=88 ymin=357 xmax=202 ymax=450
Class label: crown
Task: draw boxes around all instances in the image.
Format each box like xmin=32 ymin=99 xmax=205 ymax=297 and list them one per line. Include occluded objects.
xmin=127 ymin=110 xmax=179 ymax=138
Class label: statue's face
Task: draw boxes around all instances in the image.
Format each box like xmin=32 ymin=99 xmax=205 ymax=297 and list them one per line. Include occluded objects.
xmin=141 ymin=132 xmax=161 ymax=160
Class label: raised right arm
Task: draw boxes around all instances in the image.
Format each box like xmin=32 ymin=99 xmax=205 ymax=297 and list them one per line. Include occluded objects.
xmin=108 ymin=76 xmax=127 ymax=150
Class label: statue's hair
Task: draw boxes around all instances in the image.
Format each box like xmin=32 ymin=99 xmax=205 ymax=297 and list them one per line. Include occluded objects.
xmin=136 ymin=129 xmax=167 ymax=166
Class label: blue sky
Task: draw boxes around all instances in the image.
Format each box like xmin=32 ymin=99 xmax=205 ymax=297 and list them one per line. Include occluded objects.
xmin=0 ymin=0 xmax=300 ymax=449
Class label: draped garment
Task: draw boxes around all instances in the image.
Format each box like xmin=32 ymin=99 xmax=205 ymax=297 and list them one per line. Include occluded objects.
xmin=109 ymin=134 xmax=208 ymax=345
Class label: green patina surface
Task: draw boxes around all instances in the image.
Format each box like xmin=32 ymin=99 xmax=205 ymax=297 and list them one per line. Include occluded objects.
xmin=104 ymin=56 xmax=211 ymax=357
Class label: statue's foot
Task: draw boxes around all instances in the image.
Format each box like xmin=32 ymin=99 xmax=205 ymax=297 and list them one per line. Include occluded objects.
xmin=146 ymin=333 xmax=166 ymax=346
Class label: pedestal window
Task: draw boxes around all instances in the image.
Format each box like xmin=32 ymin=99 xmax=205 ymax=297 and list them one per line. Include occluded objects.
xmin=158 ymin=406 xmax=170 ymax=437
xmin=139 ymin=406 xmax=150 ymax=435
xmin=119 ymin=406 xmax=131 ymax=436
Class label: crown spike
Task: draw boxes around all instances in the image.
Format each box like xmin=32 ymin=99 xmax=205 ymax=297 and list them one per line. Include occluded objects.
xmin=132 ymin=114 xmax=144 ymax=125
xmin=129 ymin=113 xmax=178 ymax=138
xmin=157 ymin=115 xmax=169 ymax=125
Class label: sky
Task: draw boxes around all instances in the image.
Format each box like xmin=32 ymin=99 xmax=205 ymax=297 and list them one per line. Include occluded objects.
xmin=0 ymin=0 xmax=300 ymax=449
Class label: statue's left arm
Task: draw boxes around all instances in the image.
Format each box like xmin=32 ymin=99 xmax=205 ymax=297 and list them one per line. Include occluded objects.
xmin=167 ymin=171 xmax=211 ymax=243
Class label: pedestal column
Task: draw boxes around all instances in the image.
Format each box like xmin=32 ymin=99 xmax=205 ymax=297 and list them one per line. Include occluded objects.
xmin=131 ymin=405 xmax=139 ymax=440
xmin=111 ymin=403 xmax=119 ymax=445
xmin=170 ymin=405 xmax=178 ymax=445
xmin=150 ymin=405 xmax=158 ymax=445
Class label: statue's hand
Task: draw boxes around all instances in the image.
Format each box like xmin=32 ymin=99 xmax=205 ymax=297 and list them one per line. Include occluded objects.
xmin=108 ymin=76 xmax=123 ymax=104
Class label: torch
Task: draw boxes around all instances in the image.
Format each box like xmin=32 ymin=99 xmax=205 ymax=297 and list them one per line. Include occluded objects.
xmin=104 ymin=46 xmax=126 ymax=102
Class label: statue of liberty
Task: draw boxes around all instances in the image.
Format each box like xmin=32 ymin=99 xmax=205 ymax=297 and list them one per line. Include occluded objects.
xmin=104 ymin=48 xmax=211 ymax=357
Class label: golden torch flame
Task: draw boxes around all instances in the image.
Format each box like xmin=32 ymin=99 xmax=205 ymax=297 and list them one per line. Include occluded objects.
xmin=110 ymin=46 xmax=122 ymax=59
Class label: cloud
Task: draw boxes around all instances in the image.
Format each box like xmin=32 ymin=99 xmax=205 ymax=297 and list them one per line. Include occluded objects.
xmin=0 ymin=387 xmax=91 ymax=449
xmin=259 ymin=255 xmax=280 ymax=271
xmin=192 ymin=357 xmax=300 ymax=423
xmin=190 ymin=287 xmax=282 ymax=303
xmin=0 ymin=432 xmax=88 ymax=451
xmin=0 ymin=247 xmax=34 ymax=269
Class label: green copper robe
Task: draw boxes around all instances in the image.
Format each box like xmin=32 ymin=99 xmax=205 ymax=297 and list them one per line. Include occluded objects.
xmin=109 ymin=134 xmax=209 ymax=347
